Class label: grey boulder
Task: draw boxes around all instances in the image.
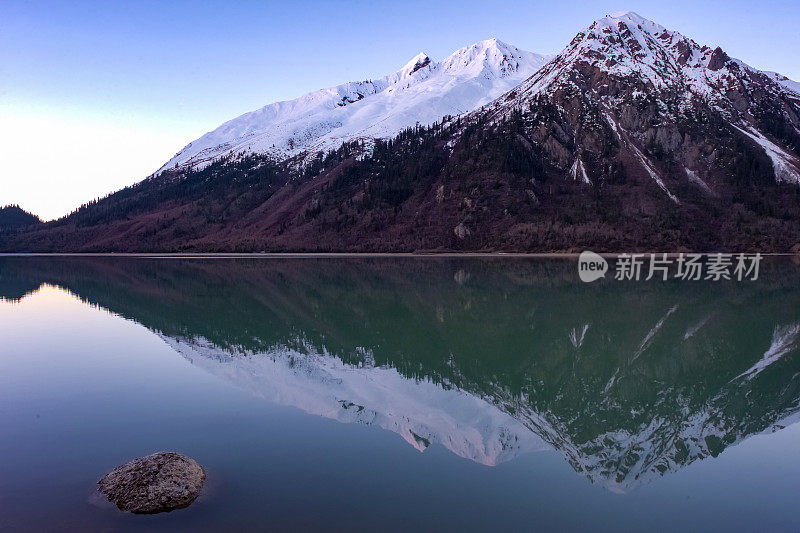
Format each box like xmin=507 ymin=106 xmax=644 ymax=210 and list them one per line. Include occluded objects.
xmin=98 ymin=452 xmax=205 ymax=513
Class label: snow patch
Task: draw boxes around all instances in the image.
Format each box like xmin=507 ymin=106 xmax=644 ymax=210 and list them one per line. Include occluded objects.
xmin=569 ymin=157 xmax=590 ymax=184
xmin=685 ymin=168 xmax=712 ymax=194
xmin=630 ymin=144 xmax=680 ymax=203
xmin=733 ymin=125 xmax=800 ymax=184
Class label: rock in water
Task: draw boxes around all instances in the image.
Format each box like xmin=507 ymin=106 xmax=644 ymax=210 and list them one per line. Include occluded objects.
xmin=98 ymin=452 xmax=205 ymax=513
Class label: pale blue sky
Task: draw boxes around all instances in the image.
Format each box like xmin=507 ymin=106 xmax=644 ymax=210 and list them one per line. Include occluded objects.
xmin=3 ymin=0 xmax=799 ymax=219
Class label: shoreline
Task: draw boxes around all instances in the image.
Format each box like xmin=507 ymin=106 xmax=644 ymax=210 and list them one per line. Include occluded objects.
xmin=0 ymin=252 xmax=795 ymax=259
xmin=0 ymin=252 xmax=578 ymax=258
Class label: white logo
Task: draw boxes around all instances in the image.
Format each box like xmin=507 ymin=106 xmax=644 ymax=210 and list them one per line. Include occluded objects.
xmin=578 ymin=251 xmax=608 ymax=282
xmin=577 ymin=252 xmax=762 ymax=282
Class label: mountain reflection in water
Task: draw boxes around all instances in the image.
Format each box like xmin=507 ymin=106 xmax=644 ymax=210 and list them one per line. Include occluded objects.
xmin=3 ymin=256 xmax=800 ymax=493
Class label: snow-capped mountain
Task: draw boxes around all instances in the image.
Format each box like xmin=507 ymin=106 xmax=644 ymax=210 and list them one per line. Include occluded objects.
xmin=491 ymin=11 xmax=800 ymax=194
xmin=8 ymin=11 xmax=800 ymax=253
xmin=159 ymin=39 xmax=551 ymax=172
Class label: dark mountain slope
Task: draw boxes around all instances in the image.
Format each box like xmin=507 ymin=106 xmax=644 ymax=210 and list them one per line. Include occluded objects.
xmin=5 ymin=112 xmax=800 ymax=252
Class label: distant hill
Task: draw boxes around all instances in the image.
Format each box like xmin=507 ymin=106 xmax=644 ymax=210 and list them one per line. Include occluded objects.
xmin=0 ymin=205 xmax=42 ymax=230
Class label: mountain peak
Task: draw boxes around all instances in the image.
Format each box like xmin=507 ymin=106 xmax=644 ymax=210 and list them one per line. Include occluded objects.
xmin=475 ymin=37 xmax=503 ymax=48
xmin=401 ymin=52 xmax=432 ymax=74
xmin=513 ymin=10 xmax=739 ymax=98
xmin=607 ymin=10 xmax=646 ymax=21
xmin=473 ymin=37 xmax=523 ymax=55
xmin=590 ymin=10 xmax=667 ymax=36
xmin=460 ymin=37 xmax=517 ymax=54
xmin=439 ymin=37 xmax=551 ymax=78
xmin=602 ymin=11 xmax=662 ymax=28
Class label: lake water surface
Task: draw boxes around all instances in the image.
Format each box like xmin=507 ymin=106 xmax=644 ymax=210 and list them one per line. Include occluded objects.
xmin=1 ymin=256 xmax=799 ymax=531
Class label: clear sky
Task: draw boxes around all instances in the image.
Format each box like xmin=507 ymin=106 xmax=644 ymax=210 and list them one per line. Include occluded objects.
xmin=3 ymin=0 xmax=799 ymax=220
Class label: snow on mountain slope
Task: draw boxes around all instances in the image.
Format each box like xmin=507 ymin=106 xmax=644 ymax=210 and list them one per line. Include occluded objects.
xmin=763 ymin=71 xmax=800 ymax=95
xmin=159 ymin=39 xmax=551 ymax=172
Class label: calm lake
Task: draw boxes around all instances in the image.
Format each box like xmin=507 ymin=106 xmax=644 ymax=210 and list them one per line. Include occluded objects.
xmin=1 ymin=256 xmax=799 ymax=531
